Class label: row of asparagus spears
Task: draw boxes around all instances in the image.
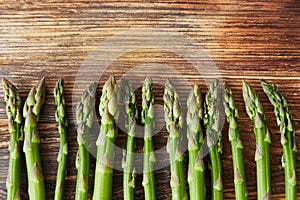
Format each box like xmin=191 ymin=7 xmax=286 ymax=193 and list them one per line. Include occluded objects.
xmin=2 ymin=75 xmax=297 ymax=200
xmin=3 ymin=78 xmax=67 ymax=200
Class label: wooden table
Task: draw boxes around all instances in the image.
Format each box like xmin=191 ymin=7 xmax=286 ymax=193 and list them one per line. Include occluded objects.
xmin=0 ymin=1 xmax=299 ymax=199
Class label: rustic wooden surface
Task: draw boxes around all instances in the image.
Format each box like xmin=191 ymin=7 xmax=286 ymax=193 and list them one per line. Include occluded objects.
xmin=0 ymin=1 xmax=299 ymax=199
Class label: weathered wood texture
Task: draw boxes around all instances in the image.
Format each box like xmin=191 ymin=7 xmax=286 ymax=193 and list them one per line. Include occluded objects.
xmin=0 ymin=1 xmax=299 ymax=199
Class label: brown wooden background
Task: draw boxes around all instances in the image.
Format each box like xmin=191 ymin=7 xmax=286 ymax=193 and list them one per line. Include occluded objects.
xmin=0 ymin=0 xmax=299 ymax=199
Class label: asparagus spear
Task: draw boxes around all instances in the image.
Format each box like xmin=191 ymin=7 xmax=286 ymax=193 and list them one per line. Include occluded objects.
xmin=204 ymin=79 xmax=223 ymax=200
xmin=23 ymin=77 xmax=46 ymax=200
xmin=93 ymin=75 xmax=119 ymax=200
xmin=242 ymin=81 xmax=271 ymax=200
xmin=186 ymin=84 xmax=206 ymax=200
xmin=2 ymin=79 xmax=22 ymax=200
xmin=142 ymin=77 xmax=156 ymax=200
xmin=54 ymin=79 xmax=68 ymax=200
xmin=164 ymin=79 xmax=188 ymax=200
xmin=75 ymin=82 xmax=97 ymax=200
xmin=223 ymin=84 xmax=247 ymax=200
xmin=121 ymin=79 xmax=137 ymax=200
xmin=261 ymin=80 xmax=296 ymax=200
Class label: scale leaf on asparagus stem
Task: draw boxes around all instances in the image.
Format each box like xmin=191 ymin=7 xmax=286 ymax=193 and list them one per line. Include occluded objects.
xmin=75 ymin=82 xmax=97 ymax=200
xmin=93 ymin=75 xmax=120 ymax=200
xmin=23 ymin=78 xmax=46 ymax=200
xmin=2 ymin=79 xmax=22 ymax=200
xmin=261 ymin=80 xmax=296 ymax=200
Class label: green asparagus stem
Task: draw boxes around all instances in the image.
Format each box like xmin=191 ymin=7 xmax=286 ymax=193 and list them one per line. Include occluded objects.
xmin=204 ymin=79 xmax=223 ymax=200
xmin=164 ymin=79 xmax=188 ymax=200
xmin=223 ymin=84 xmax=247 ymax=200
xmin=75 ymin=82 xmax=97 ymax=200
xmin=261 ymin=80 xmax=296 ymax=200
xmin=242 ymin=81 xmax=271 ymax=200
xmin=186 ymin=84 xmax=206 ymax=200
xmin=142 ymin=77 xmax=156 ymax=200
xmin=23 ymin=77 xmax=46 ymax=200
xmin=2 ymin=79 xmax=22 ymax=200
xmin=93 ymin=75 xmax=119 ymax=200
xmin=121 ymin=79 xmax=137 ymax=200
xmin=54 ymin=79 xmax=68 ymax=200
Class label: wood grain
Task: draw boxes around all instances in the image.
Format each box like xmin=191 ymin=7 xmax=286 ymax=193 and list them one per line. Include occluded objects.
xmin=0 ymin=0 xmax=299 ymax=199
